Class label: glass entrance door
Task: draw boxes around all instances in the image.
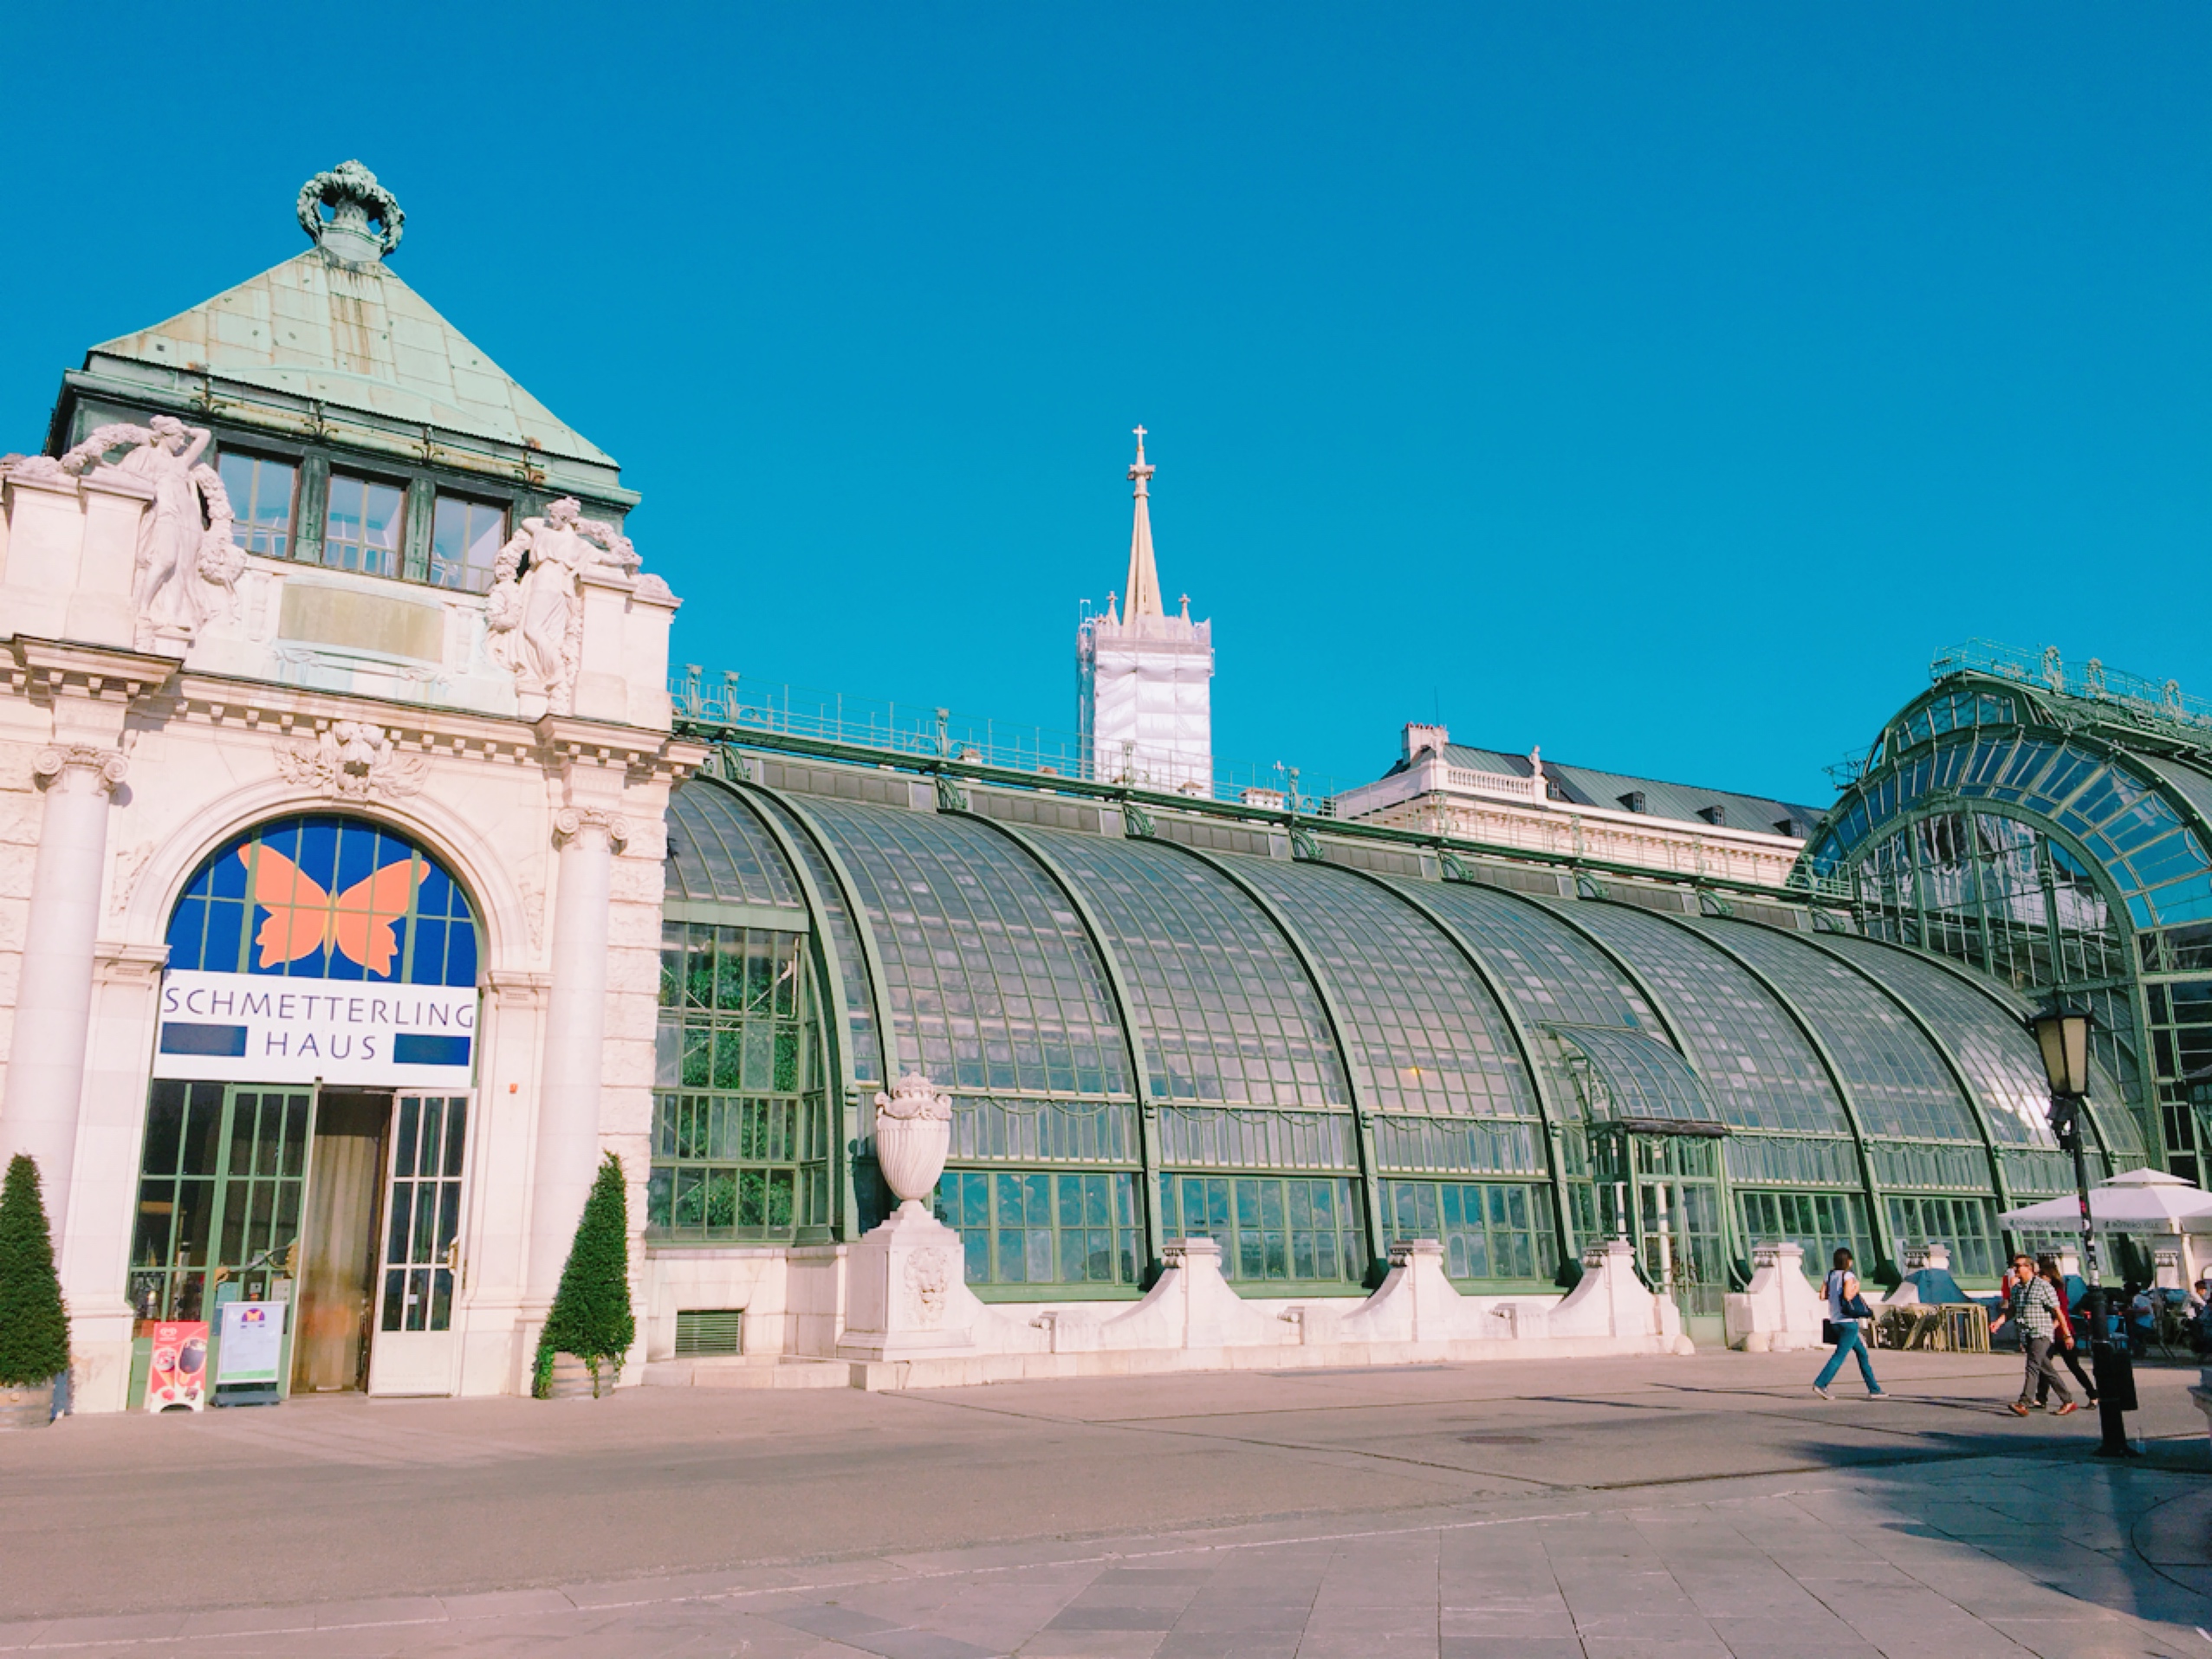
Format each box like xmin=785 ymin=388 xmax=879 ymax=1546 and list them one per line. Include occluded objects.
xmin=293 ymin=1092 xmax=388 ymax=1392
xmin=366 ymin=1095 xmax=470 ymax=1397
xmin=1593 ymin=1125 xmax=1729 ymax=1343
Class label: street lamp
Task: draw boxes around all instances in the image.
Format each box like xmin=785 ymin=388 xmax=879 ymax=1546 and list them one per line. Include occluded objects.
xmin=2027 ymin=1002 xmax=2137 ymax=1457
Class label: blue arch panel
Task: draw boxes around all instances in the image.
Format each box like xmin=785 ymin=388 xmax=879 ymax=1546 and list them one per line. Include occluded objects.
xmin=166 ymin=815 xmax=478 ymax=987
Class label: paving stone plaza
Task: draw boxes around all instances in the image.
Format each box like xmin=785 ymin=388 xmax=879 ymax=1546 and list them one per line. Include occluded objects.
xmin=2 ymin=1351 xmax=2208 ymax=1657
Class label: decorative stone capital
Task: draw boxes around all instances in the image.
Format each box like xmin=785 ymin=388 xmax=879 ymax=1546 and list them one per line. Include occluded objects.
xmin=275 ymin=722 xmax=428 ymax=800
xmin=552 ymin=806 xmax=630 ymax=851
xmin=34 ymin=745 xmax=127 ymax=792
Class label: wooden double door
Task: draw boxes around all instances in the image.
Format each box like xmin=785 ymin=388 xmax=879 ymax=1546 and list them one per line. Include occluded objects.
xmin=293 ymin=1091 xmax=472 ymax=1397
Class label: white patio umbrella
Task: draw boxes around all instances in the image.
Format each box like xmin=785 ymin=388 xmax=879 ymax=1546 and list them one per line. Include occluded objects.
xmin=2000 ymin=1167 xmax=2212 ymax=1234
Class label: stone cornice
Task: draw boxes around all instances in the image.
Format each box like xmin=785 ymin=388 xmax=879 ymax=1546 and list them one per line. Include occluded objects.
xmin=10 ymin=638 xmax=180 ymax=701
xmin=92 ymin=942 xmax=170 ymax=984
xmin=122 ymin=671 xmax=704 ymax=781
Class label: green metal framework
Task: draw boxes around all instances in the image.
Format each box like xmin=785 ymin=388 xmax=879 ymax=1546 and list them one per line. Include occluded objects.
xmin=650 ymin=746 xmax=2124 ymax=1295
xmin=1800 ymin=639 xmax=2204 ymax=1183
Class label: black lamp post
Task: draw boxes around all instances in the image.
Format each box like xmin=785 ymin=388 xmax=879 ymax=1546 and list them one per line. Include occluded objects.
xmin=2027 ymin=1003 xmax=2137 ymax=1457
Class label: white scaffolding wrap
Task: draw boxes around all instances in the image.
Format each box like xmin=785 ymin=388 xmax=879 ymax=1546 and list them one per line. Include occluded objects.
xmin=1079 ymin=428 xmax=1215 ymax=793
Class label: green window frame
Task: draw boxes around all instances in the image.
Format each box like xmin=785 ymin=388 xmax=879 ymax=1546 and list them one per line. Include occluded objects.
xmin=1885 ymin=1194 xmax=2001 ymax=1282
xmin=935 ymin=1170 xmax=1141 ymax=1288
xmin=1382 ymin=1179 xmax=1557 ymax=1282
xmin=1159 ymin=1173 xmax=1364 ymax=1286
xmin=647 ymin=923 xmax=831 ymax=1242
xmin=1736 ymin=1189 xmax=1871 ymax=1279
xmin=130 ymin=1082 xmax=312 ymax=1322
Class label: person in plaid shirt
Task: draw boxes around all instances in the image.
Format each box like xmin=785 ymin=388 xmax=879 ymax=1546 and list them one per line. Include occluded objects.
xmin=1993 ymin=1251 xmax=2079 ymax=1417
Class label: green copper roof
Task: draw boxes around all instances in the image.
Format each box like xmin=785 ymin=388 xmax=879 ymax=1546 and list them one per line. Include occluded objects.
xmin=88 ymin=246 xmax=615 ymax=469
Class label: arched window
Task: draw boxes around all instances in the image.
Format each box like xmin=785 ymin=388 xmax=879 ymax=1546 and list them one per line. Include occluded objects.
xmin=166 ymin=815 xmax=479 ymax=987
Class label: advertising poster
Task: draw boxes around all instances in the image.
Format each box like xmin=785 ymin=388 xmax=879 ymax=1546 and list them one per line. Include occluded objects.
xmin=216 ymin=1302 xmax=284 ymax=1387
xmin=144 ymin=1321 xmax=209 ymax=1412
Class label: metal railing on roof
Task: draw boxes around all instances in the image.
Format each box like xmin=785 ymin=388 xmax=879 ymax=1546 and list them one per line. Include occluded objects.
xmin=1931 ymin=638 xmax=2212 ymax=741
xmin=668 ymin=667 xmax=1344 ymax=813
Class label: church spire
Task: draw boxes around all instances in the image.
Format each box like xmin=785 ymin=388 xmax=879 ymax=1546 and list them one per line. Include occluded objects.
xmin=1124 ymin=426 xmax=1165 ymax=621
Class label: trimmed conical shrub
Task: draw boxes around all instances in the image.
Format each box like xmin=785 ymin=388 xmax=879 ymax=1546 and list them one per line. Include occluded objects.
xmin=536 ymin=1153 xmax=635 ymax=1397
xmin=0 ymin=1154 xmax=69 ymax=1390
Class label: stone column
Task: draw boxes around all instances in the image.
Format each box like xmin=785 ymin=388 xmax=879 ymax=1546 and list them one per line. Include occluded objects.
xmin=524 ymin=806 xmax=627 ymax=1303
xmin=0 ymin=743 xmax=126 ymax=1235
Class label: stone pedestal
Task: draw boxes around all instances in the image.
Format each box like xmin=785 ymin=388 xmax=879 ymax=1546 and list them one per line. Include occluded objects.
xmin=835 ymin=1202 xmax=976 ymax=1361
xmin=1724 ymin=1241 xmax=1826 ymax=1353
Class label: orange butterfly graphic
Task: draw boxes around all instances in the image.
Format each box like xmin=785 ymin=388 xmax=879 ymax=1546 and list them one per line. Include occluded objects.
xmin=239 ymin=846 xmax=423 ymax=976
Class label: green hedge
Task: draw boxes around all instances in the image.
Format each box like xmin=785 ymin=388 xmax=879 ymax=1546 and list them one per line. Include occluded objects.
xmin=0 ymin=1155 xmax=69 ymax=1389
xmin=535 ymin=1153 xmax=635 ymax=1397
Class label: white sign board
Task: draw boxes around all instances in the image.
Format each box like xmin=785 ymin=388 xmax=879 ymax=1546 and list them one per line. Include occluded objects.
xmin=215 ymin=1300 xmax=285 ymax=1386
xmin=153 ymin=969 xmax=477 ymax=1086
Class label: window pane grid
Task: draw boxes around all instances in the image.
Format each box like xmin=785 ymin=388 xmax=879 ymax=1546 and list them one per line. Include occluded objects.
xmin=1383 ymin=1179 xmax=1557 ymax=1281
xmin=648 ymin=923 xmax=829 ymax=1242
xmin=216 ymin=451 xmax=295 ymax=559
xmin=796 ymin=798 xmax=1130 ymax=1098
xmin=935 ymin=1169 xmax=1140 ymax=1286
xmin=1158 ymin=1173 xmax=1363 ymax=1284
xmin=1227 ymin=858 xmax=1534 ymax=1118
xmin=323 ymin=474 xmax=404 ymax=577
xmin=1027 ymin=828 xmax=1348 ymax=1108
xmin=1566 ymin=903 xmax=1852 ymax=1135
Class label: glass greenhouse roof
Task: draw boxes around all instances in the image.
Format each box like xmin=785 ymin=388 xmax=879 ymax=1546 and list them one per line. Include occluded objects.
xmin=1552 ymin=1024 xmax=1719 ymax=1124
xmin=792 ymin=796 xmax=1131 ymax=1098
xmin=1021 ymin=827 xmax=1349 ymax=1110
xmin=1695 ymin=917 xmax=1981 ymax=1144
xmin=1225 ymin=856 xmax=1538 ymax=1120
xmin=1565 ymin=903 xmax=1853 ymax=1136
xmin=665 ymin=783 xmax=807 ymax=910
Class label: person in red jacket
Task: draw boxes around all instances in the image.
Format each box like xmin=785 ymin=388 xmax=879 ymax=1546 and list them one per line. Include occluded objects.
xmin=2032 ymin=1255 xmax=2096 ymax=1409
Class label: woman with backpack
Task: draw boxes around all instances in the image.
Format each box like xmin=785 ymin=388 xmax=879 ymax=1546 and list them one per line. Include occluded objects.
xmin=1813 ymin=1247 xmax=1889 ymax=1400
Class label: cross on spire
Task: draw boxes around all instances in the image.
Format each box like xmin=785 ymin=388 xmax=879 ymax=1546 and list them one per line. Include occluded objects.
xmin=1124 ymin=425 xmax=1164 ymax=619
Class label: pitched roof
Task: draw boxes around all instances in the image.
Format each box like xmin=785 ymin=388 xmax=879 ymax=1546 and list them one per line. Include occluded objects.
xmin=87 ymin=249 xmax=614 ymax=468
xmin=1402 ymin=742 xmax=1824 ymax=838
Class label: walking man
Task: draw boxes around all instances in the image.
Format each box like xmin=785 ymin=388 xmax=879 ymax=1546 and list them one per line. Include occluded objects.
xmin=1813 ymin=1247 xmax=1887 ymax=1400
xmin=1995 ymin=1251 xmax=2079 ymax=1417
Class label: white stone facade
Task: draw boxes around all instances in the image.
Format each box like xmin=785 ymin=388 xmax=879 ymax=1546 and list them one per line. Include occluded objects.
xmin=0 ymin=447 xmax=698 ymax=1413
xmin=1335 ymin=743 xmax=1807 ymax=888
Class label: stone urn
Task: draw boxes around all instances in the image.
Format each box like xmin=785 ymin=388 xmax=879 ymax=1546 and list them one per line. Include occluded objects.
xmin=0 ymin=1380 xmax=55 ymax=1430
xmin=872 ymin=1073 xmax=952 ymax=1209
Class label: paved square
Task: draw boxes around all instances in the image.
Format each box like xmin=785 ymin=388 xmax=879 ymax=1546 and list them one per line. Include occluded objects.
xmin=2 ymin=1350 xmax=2208 ymax=1656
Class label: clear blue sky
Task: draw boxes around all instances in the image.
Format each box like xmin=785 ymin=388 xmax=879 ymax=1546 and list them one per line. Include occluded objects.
xmin=4 ymin=7 xmax=2207 ymax=806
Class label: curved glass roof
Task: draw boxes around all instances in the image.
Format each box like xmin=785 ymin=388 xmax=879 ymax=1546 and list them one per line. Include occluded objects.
xmin=665 ymin=781 xmax=807 ymax=910
xmin=1553 ymin=1025 xmax=1720 ymax=1124
xmin=1806 ymin=934 xmax=2055 ymax=1147
xmin=1022 ymin=828 xmax=1348 ymax=1109
xmin=1225 ymin=857 xmax=1537 ymax=1119
xmin=1696 ymin=918 xmax=1981 ymax=1144
xmin=1812 ymin=730 xmax=2212 ymax=929
xmin=746 ymin=790 xmax=884 ymax=1085
xmin=795 ymin=798 xmax=1130 ymax=1098
xmin=1393 ymin=878 xmax=1658 ymax=1033
xmin=1564 ymin=903 xmax=1852 ymax=1136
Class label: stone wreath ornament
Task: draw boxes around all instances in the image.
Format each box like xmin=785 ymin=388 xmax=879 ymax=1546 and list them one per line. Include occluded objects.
xmin=295 ymin=160 xmax=404 ymax=256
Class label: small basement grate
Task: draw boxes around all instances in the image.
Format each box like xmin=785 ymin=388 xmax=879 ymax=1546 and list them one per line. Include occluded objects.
xmin=674 ymin=1309 xmax=743 ymax=1358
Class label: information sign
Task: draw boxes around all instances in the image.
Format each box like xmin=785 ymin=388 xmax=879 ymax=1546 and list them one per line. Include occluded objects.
xmin=216 ymin=1301 xmax=284 ymax=1386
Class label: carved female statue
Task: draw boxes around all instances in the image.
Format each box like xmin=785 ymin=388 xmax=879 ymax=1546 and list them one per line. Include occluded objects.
xmin=59 ymin=417 xmax=230 ymax=652
xmin=484 ymin=496 xmax=638 ymax=715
